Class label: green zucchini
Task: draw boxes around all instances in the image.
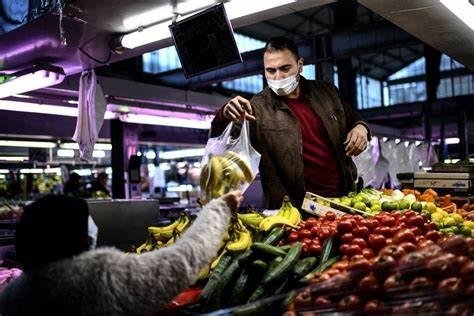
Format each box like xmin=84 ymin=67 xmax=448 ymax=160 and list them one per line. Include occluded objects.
xmin=279 ymin=245 xmax=292 ymax=251
xmin=262 ymin=226 xmax=285 ymax=245
xmin=251 ymin=242 xmax=287 ymax=257
xmin=262 ymin=242 xmax=302 ymax=284
xmin=292 ymin=256 xmax=319 ymax=279
xmin=199 ymin=253 xmax=233 ymax=303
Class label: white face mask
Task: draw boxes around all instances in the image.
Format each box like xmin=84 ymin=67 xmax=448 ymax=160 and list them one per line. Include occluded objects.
xmin=88 ymin=215 xmax=98 ymax=250
xmin=267 ymin=71 xmax=300 ymax=96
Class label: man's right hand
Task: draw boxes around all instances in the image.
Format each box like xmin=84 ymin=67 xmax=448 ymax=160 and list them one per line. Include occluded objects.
xmin=223 ymin=96 xmax=256 ymax=121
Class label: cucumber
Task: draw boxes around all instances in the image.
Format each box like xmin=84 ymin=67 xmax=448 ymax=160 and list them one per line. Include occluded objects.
xmin=248 ymin=256 xmax=284 ymax=302
xmin=302 ymin=256 xmax=340 ymax=282
xmin=251 ymin=242 xmax=287 ymax=257
xmin=279 ymin=245 xmax=292 ymax=251
xmin=199 ymin=253 xmax=233 ymax=303
xmin=229 ymin=268 xmax=252 ymax=306
xmin=231 ymin=298 xmax=275 ymax=315
xmin=301 ymin=236 xmax=335 ymax=282
xmin=262 ymin=242 xmax=302 ymax=284
xmin=292 ymin=256 xmax=319 ymax=279
xmin=206 ymin=251 xmax=253 ymax=309
xmin=280 ymin=290 xmax=296 ymax=311
xmin=262 ymin=226 xmax=285 ymax=245
xmin=251 ymin=259 xmax=268 ymax=270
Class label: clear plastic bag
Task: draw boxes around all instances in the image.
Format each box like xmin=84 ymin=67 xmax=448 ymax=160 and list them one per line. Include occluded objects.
xmin=200 ymin=121 xmax=261 ymax=203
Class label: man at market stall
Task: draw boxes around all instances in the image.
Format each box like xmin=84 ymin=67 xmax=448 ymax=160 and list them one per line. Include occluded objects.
xmin=0 ymin=192 xmax=243 ymax=315
xmin=210 ymin=37 xmax=370 ymax=209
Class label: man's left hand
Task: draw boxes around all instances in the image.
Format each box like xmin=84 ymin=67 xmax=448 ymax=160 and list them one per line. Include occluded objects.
xmin=344 ymin=124 xmax=368 ymax=156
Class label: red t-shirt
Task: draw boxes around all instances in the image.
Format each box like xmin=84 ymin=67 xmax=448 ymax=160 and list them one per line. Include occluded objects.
xmin=285 ymin=97 xmax=342 ymax=196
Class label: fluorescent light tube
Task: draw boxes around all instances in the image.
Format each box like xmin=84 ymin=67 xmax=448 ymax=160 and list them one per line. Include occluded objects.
xmin=60 ymin=143 xmax=112 ymax=150
xmin=92 ymin=150 xmax=106 ymax=158
xmin=159 ymin=148 xmax=205 ymax=160
xmin=57 ymin=149 xmax=75 ymax=158
xmin=0 ymin=156 xmax=29 ymax=161
xmin=121 ymin=113 xmax=212 ymax=129
xmin=0 ymin=140 xmax=56 ymax=148
xmin=440 ymin=0 xmax=474 ymax=30
xmin=0 ymin=169 xmax=9 ymax=174
xmin=120 ymin=0 xmax=297 ymax=49
xmin=0 ymin=65 xmax=65 ymax=99
xmin=445 ymin=137 xmax=460 ymax=144
xmin=0 ymin=100 xmax=116 ymax=119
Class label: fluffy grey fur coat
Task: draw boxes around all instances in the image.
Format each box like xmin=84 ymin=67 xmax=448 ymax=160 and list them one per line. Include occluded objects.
xmin=0 ymin=198 xmax=231 ymax=316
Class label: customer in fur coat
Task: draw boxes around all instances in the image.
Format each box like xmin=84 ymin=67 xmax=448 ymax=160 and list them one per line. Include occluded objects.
xmin=0 ymin=191 xmax=243 ymax=316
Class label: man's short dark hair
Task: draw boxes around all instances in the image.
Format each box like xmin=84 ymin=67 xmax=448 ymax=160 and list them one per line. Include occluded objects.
xmin=264 ymin=37 xmax=300 ymax=60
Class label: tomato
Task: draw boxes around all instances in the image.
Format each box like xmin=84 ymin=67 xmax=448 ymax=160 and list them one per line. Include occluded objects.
xmin=351 ymin=237 xmax=368 ymax=249
xmin=439 ymin=235 xmax=469 ymax=256
xmin=373 ymin=255 xmax=397 ymax=279
xmin=293 ymin=290 xmax=312 ymax=308
xmin=318 ymin=228 xmax=331 ymax=240
xmin=383 ymin=273 xmax=407 ymax=292
xmin=460 ymin=261 xmax=474 ymax=276
xmin=425 ymin=230 xmax=442 ymax=242
xmin=338 ymin=295 xmax=361 ymax=310
xmin=340 ymin=233 xmax=353 ymax=244
xmin=398 ymin=242 xmax=417 ymax=253
xmin=350 ymin=254 xmax=365 ymax=262
xmin=366 ymin=218 xmax=379 ymax=231
xmin=309 ymin=243 xmax=322 ymax=256
xmin=368 ymin=234 xmax=386 ymax=251
xmin=381 ymin=216 xmax=396 ymax=227
xmin=337 ymin=220 xmax=353 ymax=234
xmin=302 ymin=245 xmax=309 ymax=256
xmin=364 ymin=300 xmax=387 ymax=315
xmin=362 ymin=248 xmax=375 ymax=259
xmin=306 ymin=217 xmax=317 ymax=227
xmin=332 ymin=260 xmax=349 ymax=270
xmin=409 ymin=276 xmax=434 ymax=291
xmin=396 ymin=223 xmax=407 ymax=231
xmin=313 ymin=295 xmax=332 ymax=307
xmin=417 ymin=239 xmax=435 ymax=248
xmin=288 ymin=231 xmax=299 ymax=242
xmin=339 ymin=244 xmax=350 ymax=255
xmin=346 ymin=244 xmax=362 ymax=257
xmin=424 ymin=222 xmax=438 ymax=232
xmin=427 ymin=253 xmax=457 ymax=277
xmin=438 ymin=277 xmax=463 ymax=294
xmin=353 ymin=215 xmax=364 ymax=221
xmin=407 ymin=215 xmax=425 ymax=228
xmin=393 ymin=229 xmax=416 ymax=244
xmin=447 ymin=304 xmax=473 ymax=316
xmin=385 ymin=238 xmax=393 ymax=245
xmin=325 ymin=211 xmax=336 ymax=221
xmin=310 ymin=226 xmax=320 ymax=237
xmin=374 ymin=226 xmax=391 ymax=237
xmin=379 ymin=245 xmax=406 ymax=260
xmin=311 ymin=237 xmax=321 ymax=245
xmin=358 ymin=273 xmax=379 ymax=292
xmin=466 ymin=283 xmax=474 ymax=296
xmin=353 ymin=226 xmax=370 ymax=239
xmin=409 ymin=226 xmax=423 ymax=236
xmin=348 ymin=258 xmax=371 ymax=273
xmin=404 ymin=210 xmax=416 ymax=218
xmin=302 ymin=238 xmax=312 ymax=246
xmin=300 ymin=229 xmax=312 ymax=239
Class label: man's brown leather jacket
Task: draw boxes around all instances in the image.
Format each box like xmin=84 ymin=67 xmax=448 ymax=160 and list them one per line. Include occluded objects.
xmin=210 ymin=77 xmax=370 ymax=209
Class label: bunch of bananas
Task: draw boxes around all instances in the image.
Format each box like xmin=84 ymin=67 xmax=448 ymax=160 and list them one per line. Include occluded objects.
xmin=237 ymin=212 xmax=265 ymax=229
xmin=136 ymin=214 xmax=191 ymax=254
xmin=259 ymin=196 xmax=302 ymax=231
xmin=200 ymin=151 xmax=254 ymax=202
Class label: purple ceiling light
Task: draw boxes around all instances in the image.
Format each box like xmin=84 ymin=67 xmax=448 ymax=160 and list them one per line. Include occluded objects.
xmin=0 ymin=65 xmax=65 ymax=99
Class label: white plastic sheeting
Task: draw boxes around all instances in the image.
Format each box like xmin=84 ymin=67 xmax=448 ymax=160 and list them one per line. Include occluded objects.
xmin=353 ymin=137 xmax=438 ymax=189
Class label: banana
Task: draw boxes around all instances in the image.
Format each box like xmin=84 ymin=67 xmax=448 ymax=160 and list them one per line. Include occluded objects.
xmin=226 ymin=229 xmax=252 ymax=252
xmin=225 ymin=151 xmax=254 ymax=183
xmin=200 ymin=163 xmax=209 ymax=191
xmin=198 ymin=264 xmax=211 ymax=280
xmin=227 ymin=166 xmax=246 ymax=190
xmin=211 ymin=249 xmax=227 ymax=269
xmin=237 ymin=212 xmax=265 ymax=228
xmin=259 ymin=215 xmax=297 ymax=232
xmin=276 ymin=196 xmax=301 ymax=226
xmin=209 ymin=155 xmax=223 ymax=190
xmin=136 ymin=234 xmax=154 ymax=254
